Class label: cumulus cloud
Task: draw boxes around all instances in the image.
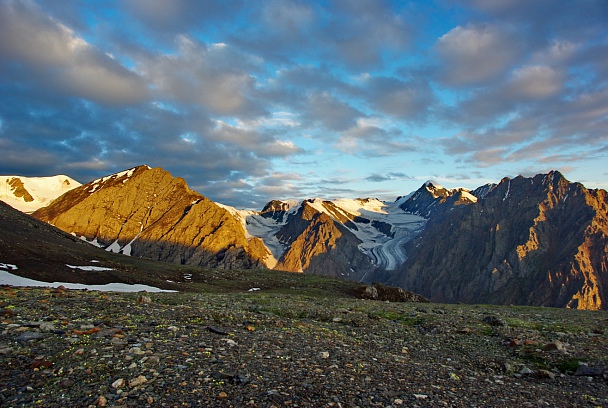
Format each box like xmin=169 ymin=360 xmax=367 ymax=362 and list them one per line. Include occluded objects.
xmin=435 ymin=23 xmax=520 ymax=87
xmin=0 ymin=0 xmax=148 ymax=105
xmin=122 ymin=0 xmax=242 ymax=32
xmin=363 ymin=77 xmax=435 ymax=121
xmin=303 ymin=92 xmax=363 ymax=131
xmin=322 ymin=0 xmax=413 ymax=69
xmin=140 ymin=37 xmax=264 ymax=117
xmin=366 ymin=172 xmax=410 ymax=183
xmin=336 ymin=119 xmax=417 ymax=157
xmin=508 ymin=65 xmax=564 ymax=100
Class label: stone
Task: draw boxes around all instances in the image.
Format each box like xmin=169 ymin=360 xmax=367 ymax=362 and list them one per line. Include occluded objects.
xmin=17 ymin=331 xmax=45 ymax=344
xmin=574 ymin=366 xmax=604 ymax=377
xmin=128 ymin=375 xmax=147 ymax=388
xmin=544 ymin=340 xmax=565 ymax=352
xmin=96 ymin=395 xmax=107 ymax=407
xmin=482 ymin=316 xmax=507 ymax=327
xmin=537 ymin=370 xmax=556 ymax=380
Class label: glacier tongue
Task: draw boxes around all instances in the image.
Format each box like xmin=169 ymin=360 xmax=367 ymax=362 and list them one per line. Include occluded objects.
xmin=344 ymin=200 xmax=426 ymax=270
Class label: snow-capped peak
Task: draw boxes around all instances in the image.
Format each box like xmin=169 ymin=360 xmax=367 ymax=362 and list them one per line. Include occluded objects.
xmin=0 ymin=175 xmax=81 ymax=213
xmin=424 ymin=180 xmax=444 ymax=190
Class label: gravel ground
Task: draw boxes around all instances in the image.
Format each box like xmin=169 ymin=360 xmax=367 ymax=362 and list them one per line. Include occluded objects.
xmin=1 ymin=286 xmax=607 ymax=407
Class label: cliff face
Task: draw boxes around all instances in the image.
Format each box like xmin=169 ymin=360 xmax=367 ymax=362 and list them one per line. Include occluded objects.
xmin=386 ymin=171 xmax=608 ymax=310
xmin=33 ymin=166 xmax=270 ymax=269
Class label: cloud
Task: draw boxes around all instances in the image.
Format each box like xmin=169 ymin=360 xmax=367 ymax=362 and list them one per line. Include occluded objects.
xmin=122 ymin=0 xmax=242 ymax=32
xmin=302 ymin=92 xmax=363 ymax=131
xmin=322 ymin=0 xmax=413 ymax=69
xmin=508 ymin=65 xmax=564 ymax=100
xmin=435 ymin=23 xmax=520 ymax=87
xmin=0 ymin=1 xmax=148 ymax=105
xmin=363 ymin=76 xmax=435 ymax=121
xmin=140 ymin=37 xmax=264 ymax=117
xmin=365 ymin=172 xmax=410 ymax=183
xmin=336 ymin=119 xmax=418 ymax=157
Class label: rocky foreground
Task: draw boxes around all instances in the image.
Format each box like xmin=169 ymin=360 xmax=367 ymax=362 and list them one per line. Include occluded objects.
xmin=1 ymin=286 xmax=607 ymax=408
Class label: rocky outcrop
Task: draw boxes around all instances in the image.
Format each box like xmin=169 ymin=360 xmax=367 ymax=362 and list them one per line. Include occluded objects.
xmin=33 ymin=166 xmax=270 ymax=270
xmin=353 ymin=284 xmax=429 ymax=303
xmin=385 ymin=171 xmax=608 ymax=310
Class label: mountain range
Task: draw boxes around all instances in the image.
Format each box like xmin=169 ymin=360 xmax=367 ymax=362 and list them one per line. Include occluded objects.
xmin=2 ymin=165 xmax=606 ymax=310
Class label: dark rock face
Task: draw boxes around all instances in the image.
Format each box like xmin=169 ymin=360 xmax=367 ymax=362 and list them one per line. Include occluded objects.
xmin=260 ymin=200 xmax=294 ymax=223
xmin=385 ymin=171 xmax=608 ymax=310
xmin=33 ymin=166 xmax=269 ymax=270
xmin=399 ymin=181 xmax=477 ymax=220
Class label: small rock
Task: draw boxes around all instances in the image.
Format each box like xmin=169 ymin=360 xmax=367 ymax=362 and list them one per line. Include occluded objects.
xmin=414 ymin=394 xmax=429 ymax=400
xmin=17 ymin=331 xmax=45 ymax=344
xmin=574 ymin=366 xmax=604 ymax=377
xmin=544 ymin=340 xmax=565 ymax=352
xmin=508 ymin=339 xmax=521 ymax=347
xmin=320 ymin=351 xmax=330 ymax=359
xmin=482 ymin=316 xmax=507 ymax=327
xmin=518 ymin=366 xmax=534 ymax=376
xmin=112 ymin=378 xmax=125 ymax=389
xmin=223 ymin=339 xmax=238 ymax=347
xmin=207 ymin=326 xmax=228 ymax=335
xmin=128 ymin=375 xmax=147 ymax=388
xmin=537 ymin=370 xmax=556 ymax=380
xmin=96 ymin=395 xmax=107 ymax=407
xmin=136 ymin=294 xmax=152 ymax=304
xmin=60 ymin=378 xmax=74 ymax=388
xmin=218 ymin=391 xmax=228 ymax=399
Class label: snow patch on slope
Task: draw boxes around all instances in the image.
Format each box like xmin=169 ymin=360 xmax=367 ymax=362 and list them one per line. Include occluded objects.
xmin=0 ymin=270 xmax=175 ymax=292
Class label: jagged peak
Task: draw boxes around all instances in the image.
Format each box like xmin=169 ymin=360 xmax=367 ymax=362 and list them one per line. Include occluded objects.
xmin=424 ymin=180 xmax=444 ymax=190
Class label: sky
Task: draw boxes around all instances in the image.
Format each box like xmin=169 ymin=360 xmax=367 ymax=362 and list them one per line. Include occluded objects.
xmin=0 ymin=0 xmax=606 ymax=209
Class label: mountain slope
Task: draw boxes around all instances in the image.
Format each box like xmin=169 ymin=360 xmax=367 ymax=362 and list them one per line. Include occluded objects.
xmin=383 ymin=171 xmax=608 ymax=309
xmin=33 ymin=166 xmax=271 ymax=270
xmin=0 ymin=175 xmax=80 ymax=213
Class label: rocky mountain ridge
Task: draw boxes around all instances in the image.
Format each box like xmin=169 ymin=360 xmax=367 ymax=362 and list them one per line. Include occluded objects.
xmin=32 ymin=166 xmax=270 ymax=270
xmin=9 ymin=165 xmax=608 ymax=309
xmin=376 ymin=171 xmax=608 ymax=310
